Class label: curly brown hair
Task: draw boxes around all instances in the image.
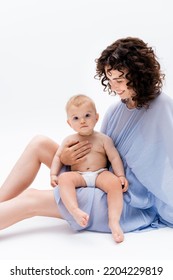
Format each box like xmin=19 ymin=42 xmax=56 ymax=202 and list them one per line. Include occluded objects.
xmin=95 ymin=37 xmax=165 ymax=108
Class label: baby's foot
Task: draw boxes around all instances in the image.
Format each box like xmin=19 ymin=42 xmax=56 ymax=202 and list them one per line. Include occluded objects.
xmin=109 ymin=221 xmax=124 ymax=243
xmin=72 ymin=208 xmax=89 ymax=227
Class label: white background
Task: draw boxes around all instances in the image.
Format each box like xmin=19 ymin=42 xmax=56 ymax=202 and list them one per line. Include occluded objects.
xmin=0 ymin=0 xmax=173 ymax=267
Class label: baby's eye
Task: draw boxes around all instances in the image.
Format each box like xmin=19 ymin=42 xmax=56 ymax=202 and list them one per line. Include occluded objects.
xmin=85 ymin=113 xmax=91 ymax=118
xmin=73 ymin=116 xmax=79 ymax=121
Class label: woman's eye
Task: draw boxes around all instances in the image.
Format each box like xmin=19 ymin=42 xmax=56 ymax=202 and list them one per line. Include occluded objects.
xmin=108 ymin=79 xmax=123 ymax=84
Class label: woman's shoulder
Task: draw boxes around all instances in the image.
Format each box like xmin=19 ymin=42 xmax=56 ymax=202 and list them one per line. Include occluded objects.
xmin=151 ymin=92 xmax=173 ymax=110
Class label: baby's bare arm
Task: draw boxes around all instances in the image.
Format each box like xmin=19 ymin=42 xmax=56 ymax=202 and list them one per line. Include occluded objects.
xmin=103 ymin=135 xmax=128 ymax=191
xmin=50 ymin=136 xmax=74 ymax=186
xmin=104 ymin=137 xmax=124 ymax=175
xmin=50 ymin=146 xmax=63 ymax=187
xmin=50 ymin=150 xmax=62 ymax=174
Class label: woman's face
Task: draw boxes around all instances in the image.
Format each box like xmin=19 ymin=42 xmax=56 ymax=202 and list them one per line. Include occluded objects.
xmin=105 ymin=66 xmax=135 ymax=101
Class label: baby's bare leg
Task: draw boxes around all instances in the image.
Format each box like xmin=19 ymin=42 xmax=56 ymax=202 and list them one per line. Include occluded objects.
xmin=96 ymin=171 xmax=124 ymax=243
xmin=58 ymin=172 xmax=89 ymax=227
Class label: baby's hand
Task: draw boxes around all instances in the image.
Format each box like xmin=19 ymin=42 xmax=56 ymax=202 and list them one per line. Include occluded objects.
xmin=50 ymin=175 xmax=59 ymax=187
xmin=118 ymin=176 xmax=128 ymax=192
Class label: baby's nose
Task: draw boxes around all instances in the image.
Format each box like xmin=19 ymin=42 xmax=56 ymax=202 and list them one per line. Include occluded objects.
xmin=80 ymin=118 xmax=85 ymax=123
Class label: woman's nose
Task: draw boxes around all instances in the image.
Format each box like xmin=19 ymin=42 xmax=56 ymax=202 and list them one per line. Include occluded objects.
xmin=112 ymin=83 xmax=120 ymax=91
xmin=110 ymin=85 xmax=119 ymax=93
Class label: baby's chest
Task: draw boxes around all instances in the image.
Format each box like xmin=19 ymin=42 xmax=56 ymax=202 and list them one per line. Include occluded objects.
xmin=91 ymin=142 xmax=105 ymax=154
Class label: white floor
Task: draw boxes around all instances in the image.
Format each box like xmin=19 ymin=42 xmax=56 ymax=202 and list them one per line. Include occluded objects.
xmin=0 ymin=215 xmax=173 ymax=261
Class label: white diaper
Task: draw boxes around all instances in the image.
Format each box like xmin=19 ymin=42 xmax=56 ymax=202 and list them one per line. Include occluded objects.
xmin=78 ymin=168 xmax=107 ymax=187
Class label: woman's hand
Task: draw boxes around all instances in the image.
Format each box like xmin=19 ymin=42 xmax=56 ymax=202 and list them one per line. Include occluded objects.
xmin=60 ymin=139 xmax=92 ymax=166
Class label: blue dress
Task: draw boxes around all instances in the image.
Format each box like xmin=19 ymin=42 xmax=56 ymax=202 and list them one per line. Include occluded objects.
xmin=54 ymin=92 xmax=173 ymax=233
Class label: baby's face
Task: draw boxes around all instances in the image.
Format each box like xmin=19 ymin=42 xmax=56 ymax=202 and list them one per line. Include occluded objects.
xmin=67 ymin=102 xmax=99 ymax=136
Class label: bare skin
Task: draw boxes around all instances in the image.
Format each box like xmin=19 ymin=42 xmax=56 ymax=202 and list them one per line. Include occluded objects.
xmin=57 ymin=171 xmax=89 ymax=227
xmin=0 ymin=136 xmax=61 ymax=229
xmin=57 ymin=170 xmax=124 ymax=243
xmin=97 ymin=171 xmax=124 ymax=242
xmin=0 ymin=136 xmax=92 ymax=230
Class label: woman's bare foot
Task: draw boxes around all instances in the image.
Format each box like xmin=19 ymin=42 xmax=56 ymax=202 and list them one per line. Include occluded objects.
xmin=109 ymin=221 xmax=124 ymax=243
xmin=72 ymin=207 xmax=89 ymax=227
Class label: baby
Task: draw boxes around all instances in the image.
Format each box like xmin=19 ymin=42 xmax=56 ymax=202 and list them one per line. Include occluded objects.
xmin=50 ymin=94 xmax=128 ymax=242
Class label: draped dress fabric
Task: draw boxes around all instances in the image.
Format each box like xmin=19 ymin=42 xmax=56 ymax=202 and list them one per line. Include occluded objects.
xmin=54 ymin=93 xmax=173 ymax=233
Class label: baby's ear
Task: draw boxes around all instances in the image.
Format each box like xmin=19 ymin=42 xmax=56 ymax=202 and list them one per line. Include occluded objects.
xmin=96 ymin=113 xmax=99 ymax=121
xmin=67 ymin=119 xmax=71 ymax=127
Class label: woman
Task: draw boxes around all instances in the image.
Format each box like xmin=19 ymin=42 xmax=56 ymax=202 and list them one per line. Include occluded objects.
xmin=0 ymin=37 xmax=173 ymax=234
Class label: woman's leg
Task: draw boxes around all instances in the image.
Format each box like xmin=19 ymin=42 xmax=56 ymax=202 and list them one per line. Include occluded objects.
xmin=58 ymin=172 xmax=89 ymax=227
xmin=0 ymin=188 xmax=62 ymax=230
xmin=96 ymin=171 xmax=124 ymax=243
xmin=0 ymin=135 xmax=58 ymax=202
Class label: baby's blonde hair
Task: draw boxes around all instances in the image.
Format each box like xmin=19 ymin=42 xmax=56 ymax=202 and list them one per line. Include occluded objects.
xmin=65 ymin=94 xmax=97 ymax=113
